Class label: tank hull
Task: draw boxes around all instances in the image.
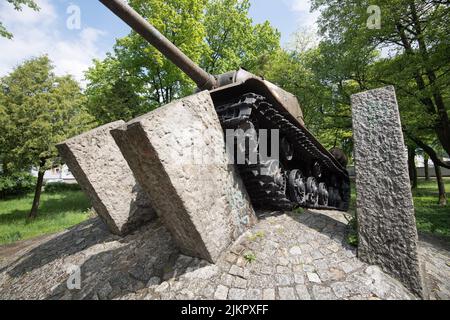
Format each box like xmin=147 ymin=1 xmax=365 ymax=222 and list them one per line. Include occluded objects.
xmin=210 ymin=77 xmax=351 ymax=211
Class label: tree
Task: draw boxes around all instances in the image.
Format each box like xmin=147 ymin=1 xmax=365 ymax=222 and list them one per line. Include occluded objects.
xmin=86 ymin=0 xmax=209 ymax=124
xmin=0 ymin=56 xmax=95 ymax=218
xmin=407 ymin=133 xmax=448 ymax=205
xmin=295 ymin=0 xmax=450 ymax=203
xmin=84 ymin=55 xmax=147 ymax=125
xmin=424 ymin=155 xmax=430 ymax=181
xmin=201 ymin=0 xmax=280 ymax=74
xmin=407 ymin=145 xmax=418 ymax=189
xmin=1 ymin=0 xmax=39 ymax=39
xmin=311 ymin=0 xmax=450 ymax=158
xmin=433 ymin=162 xmax=447 ymax=206
xmin=85 ymin=0 xmax=280 ymax=124
xmin=262 ymin=35 xmax=367 ymax=160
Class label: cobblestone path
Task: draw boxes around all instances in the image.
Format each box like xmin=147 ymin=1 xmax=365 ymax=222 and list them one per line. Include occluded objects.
xmin=0 ymin=210 xmax=448 ymax=300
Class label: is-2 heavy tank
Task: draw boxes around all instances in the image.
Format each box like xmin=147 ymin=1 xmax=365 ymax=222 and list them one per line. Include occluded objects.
xmin=98 ymin=0 xmax=351 ymax=211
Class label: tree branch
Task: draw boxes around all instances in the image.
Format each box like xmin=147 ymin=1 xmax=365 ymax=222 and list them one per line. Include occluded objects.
xmin=405 ymin=131 xmax=450 ymax=169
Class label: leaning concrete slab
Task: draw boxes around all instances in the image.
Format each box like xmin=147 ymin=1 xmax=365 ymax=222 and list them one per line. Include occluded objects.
xmin=111 ymin=91 xmax=257 ymax=263
xmin=351 ymin=86 xmax=424 ymax=297
xmin=56 ymin=121 xmax=155 ymax=236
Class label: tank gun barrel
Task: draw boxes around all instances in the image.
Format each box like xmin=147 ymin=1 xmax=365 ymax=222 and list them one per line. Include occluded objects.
xmin=99 ymin=0 xmax=217 ymax=90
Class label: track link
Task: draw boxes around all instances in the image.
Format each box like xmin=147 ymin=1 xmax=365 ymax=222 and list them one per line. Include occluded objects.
xmin=216 ymin=93 xmax=350 ymax=211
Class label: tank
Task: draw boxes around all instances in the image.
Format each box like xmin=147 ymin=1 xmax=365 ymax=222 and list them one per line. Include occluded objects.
xmin=98 ymin=0 xmax=351 ymax=211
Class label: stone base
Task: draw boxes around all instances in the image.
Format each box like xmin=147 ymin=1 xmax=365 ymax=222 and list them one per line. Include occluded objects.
xmin=111 ymin=91 xmax=257 ymax=262
xmin=57 ymin=121 xmax=155 ymax=236
xmin=351 ymin=86 xmax=424 ymax=297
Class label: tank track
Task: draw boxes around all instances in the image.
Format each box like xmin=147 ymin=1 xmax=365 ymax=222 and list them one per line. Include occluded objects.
xmin=215 ymin=93 xmax=350 ymax=212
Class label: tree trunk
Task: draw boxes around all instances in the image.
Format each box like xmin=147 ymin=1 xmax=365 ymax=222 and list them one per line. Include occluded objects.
xmin=435 ymin=117 xmax=450 ymax=158
xmin=406 ymin=133 xmax=450 ymax=169
xmin=408 ymin=1 xmax=450 ymax=157
xmin=396 ymin=22 xmax=450 ymax=157
xmin=29 ymin=160 xmax=46 ymax=219
xmin=408 ymin=147 xmax=418 ymax=189
xmin=433 ymin=163 xmax=447 ymax=206
xmin=424 ymin=155 xmax=429 ymax=181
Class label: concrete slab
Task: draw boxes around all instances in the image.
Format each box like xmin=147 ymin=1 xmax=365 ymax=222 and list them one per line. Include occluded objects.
xmin=57 ymin=121 xmax=155 ymax=236
xmin=111 ymin=91 xmax=257 ymax=262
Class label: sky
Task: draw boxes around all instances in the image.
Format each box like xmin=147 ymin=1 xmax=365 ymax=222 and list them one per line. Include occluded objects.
xmin=0 ymin=0 xmax=319 ymax=83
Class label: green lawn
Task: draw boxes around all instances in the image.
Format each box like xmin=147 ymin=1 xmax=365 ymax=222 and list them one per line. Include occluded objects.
xmin=412 ymin=178 xmax=450 ymax=239
xmin=0 ymin=178 xmax=449 ymax=246
xmin=349 ymin=178 xmax=450 ymax=240
xmin=0 ymin=190 xmax=91 ymax=245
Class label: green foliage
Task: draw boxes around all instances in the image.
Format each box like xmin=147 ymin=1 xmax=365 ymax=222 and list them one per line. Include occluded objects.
xmin=308 ymin=0 xmax=450 ymax=157
xmin=202 ymin=0 xmax=280 ymax=74
xmin=248 ymin=230 xmax=265 ymax=241
xmin=0 ymin=230 xmax=22 ymax=244
xmin=85 ymin=0 xmax=209 ymax=124
xmin=0 ymin=172 xmax=36 ymax=199
xmin=0 ymin=0 xmax=39 ymax=39
xmin=83 ymin=57 xmax=147 ymax=125
xmin=5 ymin=0 xmax=38 ymax=11
xmin=263 ymin=0 xmax=449 ymax=162
xmin=346 ymin=214 xmax=358 ymax=247
xmin=346 ymin=233 xmax=358 ymax=247
xmin=0 ymin=190 xmax=91 ymax=245
xmin=85 ymin=0 xmax=280 ymax=125
xmin=294 ymin=207 xmax=305 ymax=215
xmin=262 ymin=39 xmax=358 ymax=158
xmin=413 ymin=178 xmax=450 ymax=239
xmin=243 ymin=251 xmax=256 ymax=263
xmin=44 ymin=182 xmax=81 ymax=194
xmin=0 ymin=56 xmax=96 ymax=174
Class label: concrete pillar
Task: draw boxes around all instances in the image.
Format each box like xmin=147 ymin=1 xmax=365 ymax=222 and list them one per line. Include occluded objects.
xmin=57 ymin=121 xmax=155 ymax=236
xmin=111 ymin=91 xmax=257 ymax=262
xmin=351 ymin=86 xmax=424 ymax=297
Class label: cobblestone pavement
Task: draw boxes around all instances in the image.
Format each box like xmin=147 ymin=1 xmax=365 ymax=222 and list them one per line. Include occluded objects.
xmin=0 ymin=209 xmax=448 ymax=300
xmin=418 ymin=233 xmax=450 ymax=300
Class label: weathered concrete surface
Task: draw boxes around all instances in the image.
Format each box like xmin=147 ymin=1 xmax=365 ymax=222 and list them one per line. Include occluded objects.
xmin=351 ymin=86 xmax=424 ymax=297
xmin=56 ymin=121 xmax=155 ymax=236
xmin=0 ymin=210 xmax=427 ymax=300
xmin=418 ymin=233 xmax=450 ymax=300
xmin=111 ymin=91 xmax=257 ymax=263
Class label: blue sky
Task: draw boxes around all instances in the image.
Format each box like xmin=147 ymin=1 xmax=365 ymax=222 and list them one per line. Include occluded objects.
xmin=0 ymin=0 xmax=318 ymax=83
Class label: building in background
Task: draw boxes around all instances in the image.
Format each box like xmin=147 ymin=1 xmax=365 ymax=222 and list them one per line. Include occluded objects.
xmin=347 ymin=155 xmax=450 ymax=178
xmin=31 ymin=165 xmax=76 ymax=184
xmin=30 ymin=156 xmax=450 ymax=181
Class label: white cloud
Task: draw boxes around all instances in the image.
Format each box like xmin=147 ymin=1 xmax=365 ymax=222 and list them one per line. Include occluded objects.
xmin=0 ymin=0 xmax=107 ymax=85
xmin=282 ymin=0 xmax=320 ymax=34
xmin=290 ymin=0 xmax=312 ymax=13
xmin=0 ymin=0 xmax=57 ymax=26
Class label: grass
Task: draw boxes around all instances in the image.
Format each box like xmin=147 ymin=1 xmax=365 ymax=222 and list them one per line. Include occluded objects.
xmin=0 ymin=190 xmax=91 ymax=245
xmin=412 ymin=178 xmax=450 ymax=239
xmin=248 ymin=231 xmax=265 ymax=242
xmin=243 ymin=251 xmax=257 ymax=263
xmin=0 ymin=178 xmax=448 ymax=247
xmin=294 ymin=207 xmax=305 ymax=215
xmin=348 ymin=177 xmax=450 ymax=244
